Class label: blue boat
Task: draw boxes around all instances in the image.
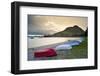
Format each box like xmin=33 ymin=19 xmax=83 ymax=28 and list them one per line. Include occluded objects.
xmin=64 ymin=40 xmax=80 ymax=46
xmin=55 ymin=44 xmax=72 ymax=50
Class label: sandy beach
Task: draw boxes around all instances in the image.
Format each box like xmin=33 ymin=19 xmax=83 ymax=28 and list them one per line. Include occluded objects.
xmin=28 ymin=41 xmax=71 ymax=61
xmin=28 ymin=37 xmax=87 ymax=61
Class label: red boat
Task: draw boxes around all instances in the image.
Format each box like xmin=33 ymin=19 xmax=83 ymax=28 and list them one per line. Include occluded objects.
xmin=34 ymin=48 xmax=57 ymax=57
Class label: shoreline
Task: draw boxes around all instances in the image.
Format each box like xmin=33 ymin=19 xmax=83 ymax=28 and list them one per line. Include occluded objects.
xmin=28 ymin=37 xmax=87 ymax=61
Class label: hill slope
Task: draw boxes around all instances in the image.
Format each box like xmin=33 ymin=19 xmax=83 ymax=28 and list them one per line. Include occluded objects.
xmin=50 ymin=25 xmax=85 ymax=37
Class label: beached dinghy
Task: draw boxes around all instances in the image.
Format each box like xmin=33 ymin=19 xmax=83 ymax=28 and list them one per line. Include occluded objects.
xmin=34 ymin=48 xmax=57 ymax=57
xmin=55 ymin=44 xmax=72 ymax=51
xmin=64 ymin=40 xmax=80 ymax=46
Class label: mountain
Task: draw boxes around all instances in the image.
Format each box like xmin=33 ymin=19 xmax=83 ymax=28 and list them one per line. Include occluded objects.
xmin=45 ymin=25 xmax=85 ymax=37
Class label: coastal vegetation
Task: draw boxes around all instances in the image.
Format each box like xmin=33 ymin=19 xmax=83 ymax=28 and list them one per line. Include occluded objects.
xmin=65 ymin=37 xmax=88 ymax=59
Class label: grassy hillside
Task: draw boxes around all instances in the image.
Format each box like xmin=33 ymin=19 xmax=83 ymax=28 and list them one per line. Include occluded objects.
xmin=50 ymin=25 xmax=85 ymax=37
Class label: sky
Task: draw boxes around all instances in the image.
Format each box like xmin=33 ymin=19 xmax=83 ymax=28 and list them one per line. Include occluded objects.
xmin=28 ymin=15 xmax=88 ymax=35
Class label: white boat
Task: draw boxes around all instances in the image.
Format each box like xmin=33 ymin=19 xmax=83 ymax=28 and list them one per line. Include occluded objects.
xmin=55 ymin=44 xmax=72 ymax=50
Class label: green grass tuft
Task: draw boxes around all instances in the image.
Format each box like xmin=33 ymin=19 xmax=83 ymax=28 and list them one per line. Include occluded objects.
xmin=65 ymin=37 xmax=88 ymax=59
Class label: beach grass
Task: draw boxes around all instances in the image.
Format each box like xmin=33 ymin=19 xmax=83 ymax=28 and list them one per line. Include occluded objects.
xmin=65 ymin=37 xmax=88 ymax=59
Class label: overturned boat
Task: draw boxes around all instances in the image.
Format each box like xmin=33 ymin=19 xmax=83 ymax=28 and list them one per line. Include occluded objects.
xmin=34 ymin=48 xmax=57 ymax=57
xmin=55 ymin=44 xmax=72 ymax=51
